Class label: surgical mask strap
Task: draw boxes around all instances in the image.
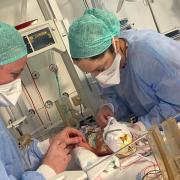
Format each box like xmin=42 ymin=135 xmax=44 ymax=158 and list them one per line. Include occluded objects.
xmin=112 ymin=37 xmax=117 ymax=53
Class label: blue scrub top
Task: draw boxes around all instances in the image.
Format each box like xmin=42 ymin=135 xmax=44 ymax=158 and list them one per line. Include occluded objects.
xmin=0 ymin=119 xmax=45 ymax=179
xmin=101 ymin=29 xmax=180 ymax=128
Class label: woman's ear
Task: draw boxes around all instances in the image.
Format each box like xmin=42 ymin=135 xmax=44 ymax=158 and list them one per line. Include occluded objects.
xmin=118 ymin=38 xmax=128 ymax=56
xmin=112 ymin=37 xmax=118 ymax=53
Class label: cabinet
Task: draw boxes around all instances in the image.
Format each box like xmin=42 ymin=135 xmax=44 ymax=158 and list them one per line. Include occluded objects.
xmin=117 ymin=0 xmax=157 ymax=31
xmin=149 ymin=0 xmax=180 ymax=33
xmin=91 ymin=0 xmax=180 ymax=38
xmin=119 ymin=0 xmax=180 ymax=39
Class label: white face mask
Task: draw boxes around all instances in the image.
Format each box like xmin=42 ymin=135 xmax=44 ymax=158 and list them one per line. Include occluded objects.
xmin=95 ymin=53 xmax=121 ymax=88
xmin=0 ymin=78 xmax=22 ymax=107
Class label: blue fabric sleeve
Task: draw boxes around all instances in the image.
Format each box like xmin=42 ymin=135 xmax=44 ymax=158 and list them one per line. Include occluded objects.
xmin=134 ymin=34 xmax=180 ymax=128
xmin=0 ymin=160 xmax=45 ymax=180
xmin=22 ymin=139 xmax=44 ymax=171
xmin=139 ymin=102 xmax=180 ymax=128
xmin=0 ymin=119 xmax=46 ymax=180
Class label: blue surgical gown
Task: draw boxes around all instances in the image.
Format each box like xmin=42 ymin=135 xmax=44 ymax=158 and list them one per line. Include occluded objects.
xmin=0 ymin=119 xmax=45 ymax=180
xmin=101 ymin=29 xmax=180 ymax=128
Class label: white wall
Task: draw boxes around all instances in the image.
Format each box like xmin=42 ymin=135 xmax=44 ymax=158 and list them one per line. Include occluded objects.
xmin=149 ymin=0 xmax=180 ymax=33
xmin=0 ymin=0 xmax=45 ymax=25
xmin=56 ymin=0 xmax=86 ymax=23
xmin=90 ymin=0 xmax=157 ymax=30
xmin=90 ymin=0 xmax=180 ymax=33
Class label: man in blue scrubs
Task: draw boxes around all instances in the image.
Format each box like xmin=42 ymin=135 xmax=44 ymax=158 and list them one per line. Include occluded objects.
xmin=0 ymin=21 xmax=85 ymax=179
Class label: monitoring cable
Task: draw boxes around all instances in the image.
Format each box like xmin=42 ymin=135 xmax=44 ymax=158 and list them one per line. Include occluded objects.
xmin=22 ymin=81 xmax=44 ymax=125
xmin=26 ymin=64 xmax=52 ymax=123
xmin=141 ymin=169 xmax=161 ymax=180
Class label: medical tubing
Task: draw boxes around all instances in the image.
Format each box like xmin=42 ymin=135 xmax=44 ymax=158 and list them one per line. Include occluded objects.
xmin=135 ymin=153 xmax=156 ymax=165
xmin=22 ymin=81 xmax=44 ymax=125
xmin=48 ymin=51 xmax=61 ymax=97
xmin=55 ymin=72 xmax=61 ymax=97
xmin=26 ymin=64 xmax=52 ymax=122
xmin=173 ymin=113 xmax=180 ymax=119
xmin=7 ymin=106 xmax=16 ymax=120
xmin=142 ymin=170 xmax=161 ymax=180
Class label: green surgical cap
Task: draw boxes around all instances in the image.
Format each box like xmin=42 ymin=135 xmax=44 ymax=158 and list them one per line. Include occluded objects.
xmin=0 ymin=22 xmax=27 ymax=65
xmin=68 ymin=8 xmax=120 ymax=59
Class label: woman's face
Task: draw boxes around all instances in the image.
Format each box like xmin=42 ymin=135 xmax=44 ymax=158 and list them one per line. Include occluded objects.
xmin=73 ymin=38 xmax=127 ymax=76
xmin=74 ymin=50 xmax=115 ymax=76
xmin=0 ymin=56 xmax=27 ymax=85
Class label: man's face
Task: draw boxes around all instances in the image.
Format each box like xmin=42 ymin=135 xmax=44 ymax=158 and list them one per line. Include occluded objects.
xmin=73 ymin=51 xmax=115 ymax=76
xmin=0 ymin=56 xmax=27 ymax=85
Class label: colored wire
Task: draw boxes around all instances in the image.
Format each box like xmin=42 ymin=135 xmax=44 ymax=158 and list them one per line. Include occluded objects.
xmin=48 ymin=62 xmax=61 ymax=97
xmin=141 ymin=170 xmax=161 ymax=180
xmin=119 ymin=152 xmax=156 ymax=169
xmin=143 ymin=164 xmax=158 ymax=173
xmin=120 ymin=156 xmax=142 ymax=169
xmin=136 ymin=153 xmax=156 ymax=166
xmin=22 ymin=81 xmax=44 ymax=125
xmin=140 ymin=164 xmax=160 ymax=180
xmin=26 ymin=63 xmax=52 ymax=122
xmin=55 ymin=73 xmax=61 ymax=97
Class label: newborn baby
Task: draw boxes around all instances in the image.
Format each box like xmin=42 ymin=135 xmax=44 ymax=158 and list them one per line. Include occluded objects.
xmin=79 ymin=117 xmax=136 ymax=157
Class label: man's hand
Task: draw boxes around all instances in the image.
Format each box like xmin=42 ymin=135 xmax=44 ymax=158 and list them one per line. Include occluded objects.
xmin=50 ymin=127 xmax=86 ymax=145
xmin=43 ymin=141 xmax=71 ymax=174
xmin=42 ymin=128 xmax=86 ymax=174
xmin=96 ymin=105 xmax=114 ymax=128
